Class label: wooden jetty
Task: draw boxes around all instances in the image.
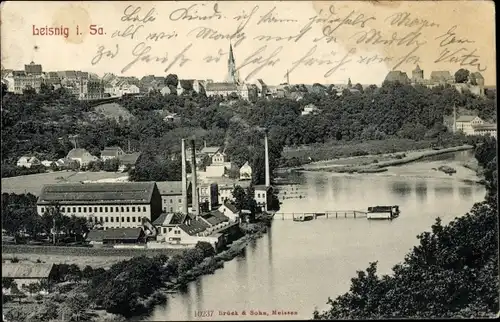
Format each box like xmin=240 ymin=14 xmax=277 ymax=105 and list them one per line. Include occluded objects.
xmin=273 ymin=211 xmax=368 ymax=220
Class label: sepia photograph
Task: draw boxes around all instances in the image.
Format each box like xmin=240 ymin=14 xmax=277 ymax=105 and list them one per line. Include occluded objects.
xmin=0 ymin=0 xmax=498 ymax=321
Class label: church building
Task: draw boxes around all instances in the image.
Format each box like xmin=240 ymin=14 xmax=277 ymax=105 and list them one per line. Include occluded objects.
xmin=204 ymin=44 xmax=251 ymax=100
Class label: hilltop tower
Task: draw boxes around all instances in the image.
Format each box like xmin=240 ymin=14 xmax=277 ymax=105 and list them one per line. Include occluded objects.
xmin=226 ymin=43 xmax=240 ymax=84
xmin=412 ymin=64 xmax=424 ymax=84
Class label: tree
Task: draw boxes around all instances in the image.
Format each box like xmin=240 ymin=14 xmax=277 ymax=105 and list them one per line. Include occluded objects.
xmin=454 ymin=68 xmax=470 ymax=83
xmin=165 ymin=74 xmax=179 ymax=87
xmin=313 ymin=142 xmax=498 ymax=319
xmin=195 ymin=241 xmax=215 ymax=257
xmin=232 ymin=186 xmax=246 ymax=211
xmin=2 ymin=277 xmax=14 ymax=289
xmin=469 ymin=73 xmax=477 ymax=85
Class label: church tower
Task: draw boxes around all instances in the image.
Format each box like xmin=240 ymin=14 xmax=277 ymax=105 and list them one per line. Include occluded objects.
xmin=226 ymin=43 xmax=239 ymax=84
xmin=412 ymin=64 xmax=424 ymax=84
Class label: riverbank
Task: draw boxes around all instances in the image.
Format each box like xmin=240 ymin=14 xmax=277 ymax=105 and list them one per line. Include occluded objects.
xmin=2 ymin=219 xmax=272 ymax=322
xmin=280 ymin=138 xmax=470 ymax=168
xmin=299 ymin=145 xmax=474 ymax=173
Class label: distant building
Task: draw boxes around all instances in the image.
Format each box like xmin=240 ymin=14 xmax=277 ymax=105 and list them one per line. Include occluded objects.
xmin=100 ymin=146 xmax=125 ymax=161
xmin=384 ymin=71 xmax=410 ymax=84
xmin=86 ymin=227 xmax=145 ymax=245
xmin=204 ymin=82 xmax=238 ymax=98
xmin=66 ymin=148 xmax=98 ymax=168
xmin=3 ymin=70 xmax=43 ymax=94
xmin=200 ymin=144 xmax=221 ymax=158
xmin=2 ymin=263 xmax=56 ymax=293
xmin=36 ymin=182 xmax=163 ymax=229
xmin=411 ymin=65 xmax=424 ymax=84
xmin=160 ymin=86 xmax=172 ymax=95
xmin=218 ymin=201 xmax=240 ymax=222
xmin=430 ymin=71 xmax=454 ymax=84
xmin=24 ymin=61 xmax=43 ymax=76
xmin=255 ymin=79 xmax=268 ymax=98
xmin=472 ymin=123 xmax=497 ymax=137
xmin=156 ymin=181 xmax=191 ymax=213
xmin=455 ymin=115 xmax=484 ymax=135
xmin=301 ymin=103 xmax=320 ymax=116
xmin=16 ymin=156 xmax=41 ymax=168
xmin=254 ymin=185 xmax=272 ymax=212
xmin=239 ymin=161 xmax=252 ymax=180
xmin=198 ymin=183 xmax=219 ymax=212
xmin=217 ymin=181 xmax=251 ymax=205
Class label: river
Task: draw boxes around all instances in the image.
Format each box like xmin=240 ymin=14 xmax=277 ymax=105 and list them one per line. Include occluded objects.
xmin=144 ymin=151 xmax=486 ymax=321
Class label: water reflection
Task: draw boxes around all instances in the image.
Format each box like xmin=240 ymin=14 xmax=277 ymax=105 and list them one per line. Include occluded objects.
xmin=195 ymin=279 xmax=203 ymax=311
xmin=145 ymin=152 xmax=486 ymax=322
xmin=415 ymin=182 xmax=428 ymax=203
xmin=390 ymin=181 xmax=413 ymax=198
xmin=459 ymin=186 xmax=472 ymax=198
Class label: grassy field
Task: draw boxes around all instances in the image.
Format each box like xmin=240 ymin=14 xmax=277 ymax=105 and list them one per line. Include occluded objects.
xmin=3 ymin=245 xmax=186 ymax=268
xmin=1 ymin=171 xmax=128 ymax=195
xmin=282 ymin=139 xmax=455 ymax=163
xmin=90 ymin=102 xmax=135 ymax=122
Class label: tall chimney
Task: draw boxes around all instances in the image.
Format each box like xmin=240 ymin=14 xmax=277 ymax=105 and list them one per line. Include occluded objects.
xmin=264 ymin=130 xmax=270 ymax=187
xmin=190 ymin=139 xmax=199 ymax=218
xmin=181 ymin=139 xmax=188 ymax=214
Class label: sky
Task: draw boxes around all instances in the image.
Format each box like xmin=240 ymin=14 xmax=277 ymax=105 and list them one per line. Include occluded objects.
xmin=0 ymin=1 xmax=496 ymax=86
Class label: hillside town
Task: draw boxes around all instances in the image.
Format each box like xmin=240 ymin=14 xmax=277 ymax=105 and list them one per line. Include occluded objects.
xmin=1 ymin=40 xmax=497 ymax=322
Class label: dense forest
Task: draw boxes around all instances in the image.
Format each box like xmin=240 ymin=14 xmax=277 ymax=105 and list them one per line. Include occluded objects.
xmin=313 ymin=137 xmax=498 ymax=319
xmin=1 ymin=79 xmax=496 ymax=184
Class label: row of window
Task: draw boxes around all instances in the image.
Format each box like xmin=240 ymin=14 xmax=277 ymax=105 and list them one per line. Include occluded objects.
xmin=89 ymin=215 xmax=141 ymax=223
xmin=163 ymin=198 xmax=182 ymax=204
xmin=40 ymin=205 xmax=148 ymax=214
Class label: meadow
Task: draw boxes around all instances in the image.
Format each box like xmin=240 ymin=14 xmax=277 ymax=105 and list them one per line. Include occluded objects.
xmin=1 ymin=171 xmax=128 ymax=195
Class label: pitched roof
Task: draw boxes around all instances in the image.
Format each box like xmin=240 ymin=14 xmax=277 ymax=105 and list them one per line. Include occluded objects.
xmin=200 ymin=210 xmax=229 ymax=226
xmin=119 ymin=152 xmax=141 ymax=165
xmin=456 ymin=115 xmax=479 ymax=122
xmin=254 ymin=185 xmax=271 ymax=191
xmin=223 ymin=201 xmax=239 ymax=214
xmin=86 ymin=228 xmax=143 ymax=242
xmin=2 ymin=263 xmax=54 ymax=278
xmin=101 ymin=146 xmax=124 ymax=157
xmin=205 ymin=83 xmax=238 ymax=92
xmin=37 ymin=182 xmax=157 ymax=205
xmin=67 ymin=148 xmax=93 ymax=159
xmin=200 ymin=146 xmax=220 ymax=154
xmin=430 ymin=71 xmax=452 ymax=81
xmin=178 ymin=218 xmax=210 ymax=235
xmin=156 ymin=181 xmax=183 ymax=195
xmin=384 ymin=71 xmax=410 ymax=83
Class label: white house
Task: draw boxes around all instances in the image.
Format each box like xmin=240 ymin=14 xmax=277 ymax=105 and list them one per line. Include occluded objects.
xmin=455 ymin=115 xmax=485 ymax=136
xmin=472 ymin=123 xmax=497 ymax=137
xmin=211 ymin=151 xmax=228 ymax=164
xmin=160 ymin=86 xmax=172 ymax=96
xmin=254 ymin=185 xmax=271 ymax=212
xmin=41 ymin=160 xmax=54 ymax=168
xmin=16 ymin=156 xmax=41 ymax=168
xmin=301 ymin=104 xmax=320 ymax=116
xmin=100 ymin=146 xmax=125 ymax=161
xmin=218 ymin=201 xmax=240 ymax=222
xmin=239 ymin=161 xmax=252 ymax=180
xmin=66 ymin=148 xmax=98 ymax=168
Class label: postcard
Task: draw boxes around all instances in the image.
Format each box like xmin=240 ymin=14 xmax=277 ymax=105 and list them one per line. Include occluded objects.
xmin=1 ymin=1 xmax=497 ymax=321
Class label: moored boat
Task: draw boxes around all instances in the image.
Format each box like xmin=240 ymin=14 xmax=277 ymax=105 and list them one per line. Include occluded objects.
xmin=367 ymin=205 xmax=400 ymax=220
xmin=293 ymin=214 xmax=314 ymax=222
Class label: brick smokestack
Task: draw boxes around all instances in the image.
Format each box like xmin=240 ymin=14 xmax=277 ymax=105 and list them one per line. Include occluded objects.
xmin=181 ymin=139 xmax=188 ymax=214
xmin=264 ymin=129 xmax=270 ymax=187
xmin=190 ymin=139 xmax=199 ymax=218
